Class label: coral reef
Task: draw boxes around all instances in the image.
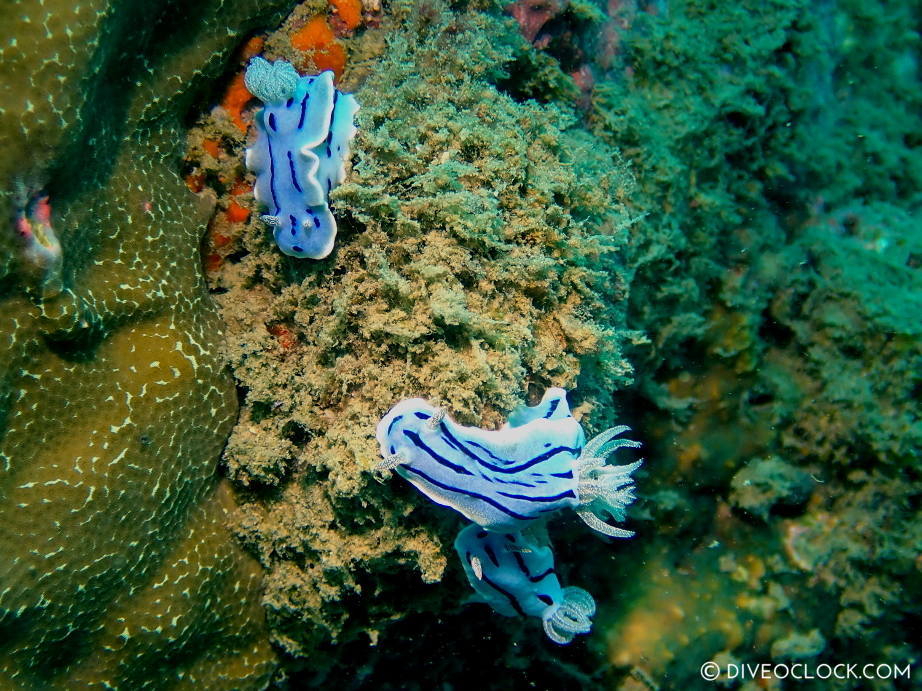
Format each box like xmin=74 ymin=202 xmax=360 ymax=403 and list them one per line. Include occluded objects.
xmin=174 ymin=0 xmax=919 ymax=686
xmin=585 ymin=0 xmax=921 ymax=682
xmin=729 ymin=456 xmax=814 ymax=521
xmin=0 ymin=0 xmax=297 ymax=686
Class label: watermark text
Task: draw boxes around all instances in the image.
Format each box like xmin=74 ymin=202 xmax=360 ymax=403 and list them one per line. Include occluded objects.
xmin=699 ymin=661 xmax=912 ymax=683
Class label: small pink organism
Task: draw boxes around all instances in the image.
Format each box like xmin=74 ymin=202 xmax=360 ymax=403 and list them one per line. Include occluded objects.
xmin=12 ymin=185 xmax=63 ymax=298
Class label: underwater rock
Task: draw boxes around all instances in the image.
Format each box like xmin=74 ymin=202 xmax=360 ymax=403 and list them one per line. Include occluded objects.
xmin=245 ymin=56 xmax=359 ymax=258
xmin=506 ymin=0 xmax=569 ymax=43
xmin=0 ymin=0 xmax=295 ymax=685
xmin=376 ymin=388 xmax=643 ymax=537
xmin=192 ymin=0 xmax=639 ymax=671
xmin=455 ymin=524 xmax=596 ymax=644
xmin=729 ymin=456 xmax=814 ymax=521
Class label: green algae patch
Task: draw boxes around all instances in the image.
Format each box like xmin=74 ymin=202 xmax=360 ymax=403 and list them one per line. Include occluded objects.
xmin=584 ymin=0 xmax=921 ymax=682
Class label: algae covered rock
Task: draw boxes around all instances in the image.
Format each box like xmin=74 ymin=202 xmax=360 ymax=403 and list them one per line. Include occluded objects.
xmin=585 ymin=0 xmax=921 ymax=681
xmin=0 ymin=0 xmax=296 ymax=686
xmin=194 ymin=0 xmax=639 ymax=675
xmin=729 ymin=456 xmax=814 ymax=521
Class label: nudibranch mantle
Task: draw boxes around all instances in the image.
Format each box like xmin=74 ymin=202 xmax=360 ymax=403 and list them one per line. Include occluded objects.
xmin=454 ymin=525 xmax=596 ymax=645
xmin=376 ymin=388 xmax=643 ymax=537
xmin=244 ymin=56 xmax=359 ymax=259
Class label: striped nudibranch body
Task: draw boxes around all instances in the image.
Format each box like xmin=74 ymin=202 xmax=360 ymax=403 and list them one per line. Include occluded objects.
xmin=454 ymin=524 xmax=596 ymax=644
xmin=375 ymin=388 xmax=585 ymax=532
xmin=244 ymin=57 xmax=359 ymax=259
xmin=455 ymin=525 xmax=562 ymax=619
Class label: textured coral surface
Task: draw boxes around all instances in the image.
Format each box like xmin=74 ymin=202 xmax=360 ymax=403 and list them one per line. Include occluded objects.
xmin=0 ymin=0 xmax=296 ymax=686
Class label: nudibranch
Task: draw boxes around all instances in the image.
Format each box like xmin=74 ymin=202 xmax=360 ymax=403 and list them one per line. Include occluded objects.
xmin=454 ymin=525 xmax=596 ymax=644
xmin=243 ymin=56 xmax=359 ymax=259
xmin=375 ymin=388 xmax=642 ymax=538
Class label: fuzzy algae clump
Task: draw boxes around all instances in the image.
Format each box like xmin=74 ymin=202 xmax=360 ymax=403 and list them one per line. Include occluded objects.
xmin=583 ymin=0 xmax=921 ymax=683
xmin=0 ymin=0 xmax=298 ymax=686
xmin=189 ymin=0 xmax=639 ymax=674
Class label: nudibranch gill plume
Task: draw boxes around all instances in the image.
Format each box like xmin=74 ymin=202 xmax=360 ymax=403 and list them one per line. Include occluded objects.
xmin=244 ymin=56 xmax=359 ymax=259
xmin=375 ymin=388 xmax=642 ymax=538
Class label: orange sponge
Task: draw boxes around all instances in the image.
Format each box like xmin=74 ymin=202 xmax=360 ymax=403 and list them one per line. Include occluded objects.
xmin=290 ymin=16 xmax=346 ymax=80
xmin=222 ymin=72 xmax=253 ymax=132
xmin=330 ymin=0 xmax=362 ymax=32
xmin=226 ymin=200 xmax=250 ymax=224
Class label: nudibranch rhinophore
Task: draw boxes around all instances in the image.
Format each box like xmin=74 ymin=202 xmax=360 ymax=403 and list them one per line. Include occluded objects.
xmin=454 ymin=525 xmax=597 ymax=645
xmin=375 ymin=388 xmax=643 ymax=538
xmin=244 ymin=56 xmax=359 ymax=259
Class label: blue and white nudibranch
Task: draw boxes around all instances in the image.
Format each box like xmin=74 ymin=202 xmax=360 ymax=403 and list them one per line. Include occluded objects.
xmin=244 ymin=57 xmax=359 ymax=259
xmin=455 ymin=525 xmax=596 ymax=645
xmin=375 ymin=388 xmax=643 ymax=538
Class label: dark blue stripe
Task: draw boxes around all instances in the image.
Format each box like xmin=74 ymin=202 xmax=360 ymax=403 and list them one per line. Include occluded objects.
xmin=298 ymin=92 xmax=309 ymax=129
xmin=468 ymin=440 xmax=507 ymax=464
xmin=529 ymin=567 xmax=554 ymax=583
xmin=414 ymin=412 xmax=431 ymax=420
xmin=402 ymin=466 xmax=532 ymax=522
xmin=550 ymin=471 xmax=573 ymax=479
xmin=287 ymin=151 xmax=302 ymax=193
xmin=484 ymin=543 xmax=499 ymax=568
xmin=266 ymin=130 xmax=280 ymax=214
xmin=537 ymin=594 xmax=553 ymax=606
xmin=441 ymin=431 xmax=468 ymax=455
xmin=386 ymin=414 xmax=403 ymax=436
xmin=512 ymin=550 xmax=530 ymax=578
xmin=403 ymin=430 xmax=473 ymax=476
xmin=450 ymin=423 xmax=580 ymax=475
xmin=441 ymin=423 xmax=488 ymax=463
xmin=326 ymin=92 xmax=338 ymax=158
xmin=479 ymin=573 xmax=526 ymax=617
xmin=543 ymin=399 xmax=560 ymax=418
xmin=493 ymin=477 xmax=535 ymax=488
xmin=268 ymin=112 xmax=276 ymax=130
xmin=497 ymin=489 xmax=575 ymax=503
xmin=476 ymin=446 xmax=582 ymax=475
